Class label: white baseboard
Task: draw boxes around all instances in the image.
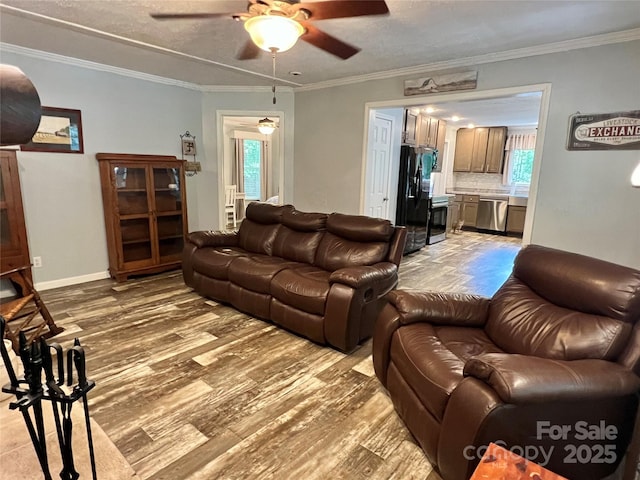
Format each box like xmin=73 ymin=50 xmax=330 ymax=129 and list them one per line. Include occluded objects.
xmin=35 ymin=271 xmax=111 ymax=291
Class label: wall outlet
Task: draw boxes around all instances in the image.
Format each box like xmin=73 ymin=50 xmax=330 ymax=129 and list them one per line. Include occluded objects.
xmin=33 ymin=256 xmax=42 ymax=268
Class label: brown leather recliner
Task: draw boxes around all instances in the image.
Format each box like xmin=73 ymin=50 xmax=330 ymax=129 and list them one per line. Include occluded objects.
xmin=373 ymin=244 xmax=640 ymax=479
xmin=183 ymin=202 xmax=406 ymax=352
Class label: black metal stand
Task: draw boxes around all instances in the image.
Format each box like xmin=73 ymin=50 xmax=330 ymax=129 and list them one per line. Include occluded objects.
xmin=0 ymin=317 xmax=97 ymax=480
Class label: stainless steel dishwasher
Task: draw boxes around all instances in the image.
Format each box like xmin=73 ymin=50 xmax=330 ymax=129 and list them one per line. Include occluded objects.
xmin=476 ymin=197 xmax=508 ymax=232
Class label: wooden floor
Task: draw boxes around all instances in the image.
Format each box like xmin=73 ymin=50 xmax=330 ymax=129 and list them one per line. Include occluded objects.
xmin=33 ymin=231 xmax=521 ymax=480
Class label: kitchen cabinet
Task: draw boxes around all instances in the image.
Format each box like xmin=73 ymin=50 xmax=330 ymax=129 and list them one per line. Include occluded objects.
xmin=403 ymin=110 xmax=446 ymax=152
xmin=506 ymin=205 xmax=527 ymax=234
xmin=402 ymin=109 xmax=419 ymax=145
xmin=453 ymin=128 xmax=475 ymax=172
xmin=97 ymin=153 xmax=188 ymax=282
xmin=470 ymin=128 xmax=490 ymax=172
xmin=453 ymin=126 xmax=507 ymax=173
xmin=462 ymin=195 xmax=479 ymax=227
xmin=485 ymin=127 xmax=508 ymax=173
xmin=447 ymin=195 xmax=458 ymax=232
xmin=0 ymin=150 xmax=31 ymax=279
xmin=417 ymin=115 xmax=441 ymax=149
xmin=436 ymin=119 xmax=447 ymax=155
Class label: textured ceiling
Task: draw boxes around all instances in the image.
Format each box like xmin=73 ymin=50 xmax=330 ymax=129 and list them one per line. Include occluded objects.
xmin=1 ymin=0 xmax=639 ymax=88
xmin=1 ymin=1 xmax=637 ymax=127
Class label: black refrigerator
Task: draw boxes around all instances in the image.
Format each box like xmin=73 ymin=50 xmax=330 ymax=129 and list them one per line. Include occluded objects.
xmin=395 ymin=145 xmax=436 ymax=255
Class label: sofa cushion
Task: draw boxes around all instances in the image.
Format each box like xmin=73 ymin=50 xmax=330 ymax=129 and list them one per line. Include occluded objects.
xmin=272 ymin=210 xmax=327 ymax=264
xmin=512 ymin=244 xmax=640 ymax=322
xmin=326 ymin=213 xmax=394 ymax=242
xmin=191 ymin=247 xmax=247 ymax=280
xmin=228 ymin=254 xmax=303 ymax=294
xmin=314 ymin=233 xmax=390 ymax=272
xmin=486 ymin=279 xmax=631 ymax=361
xmin=237 ymin=204 xmax=293 ymax=255
xmin=312 ymin=213 xmax=394 ymax=271
xmin=271 ymin=266 xmax=331 ymax=315
xmin=390 ymin=323 xmax=503 ymax=421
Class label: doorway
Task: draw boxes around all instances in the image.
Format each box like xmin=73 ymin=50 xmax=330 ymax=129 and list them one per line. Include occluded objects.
xmin=362 ymin=83 xmax=551 ymax=245
xmin=363 ymin=111 xmax=397 ymax=220
xmin=217 ymin=112 xmax=285 ymax=229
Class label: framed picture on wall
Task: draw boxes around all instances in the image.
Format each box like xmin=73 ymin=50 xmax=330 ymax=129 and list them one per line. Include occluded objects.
xmin=20 ymin=107 xmax=84 ymax=153
xmin=181 ymin=138 xmax=196 ymax=156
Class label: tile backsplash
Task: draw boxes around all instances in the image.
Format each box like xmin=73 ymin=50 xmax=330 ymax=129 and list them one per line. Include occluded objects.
xmin=450 ymin=173 xmax=530 ymax=195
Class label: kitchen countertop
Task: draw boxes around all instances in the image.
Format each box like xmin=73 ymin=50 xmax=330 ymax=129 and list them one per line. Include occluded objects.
xmin=447 ymin=190 xmax=529 ymax=206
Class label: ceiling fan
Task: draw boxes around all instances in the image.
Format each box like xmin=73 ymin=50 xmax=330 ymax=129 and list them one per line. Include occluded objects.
xmin=150 ymin=0 xmax=390 ymax=60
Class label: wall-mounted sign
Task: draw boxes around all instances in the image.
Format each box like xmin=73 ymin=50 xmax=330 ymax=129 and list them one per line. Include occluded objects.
xmin=567 ymin=110 xmax=640 ymax=150
xmin=404 ymin=71 xmax=477 ymax=96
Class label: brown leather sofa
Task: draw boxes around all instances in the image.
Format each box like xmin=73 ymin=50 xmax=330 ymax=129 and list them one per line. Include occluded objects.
xmin=373 ymin=244 xmax=640 ymax=479
xmin=183 ymin=202 xmax=406 ymax=352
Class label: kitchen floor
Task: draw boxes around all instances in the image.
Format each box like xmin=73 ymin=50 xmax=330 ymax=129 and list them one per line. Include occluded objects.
xmin=399 ymin=230 xmax=522 ymax=297
xmin=5 ymin=232 xmax=522 ymax=480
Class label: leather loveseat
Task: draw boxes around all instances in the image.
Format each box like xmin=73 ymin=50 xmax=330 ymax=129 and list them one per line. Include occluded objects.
xmin=373 ymin=244 xmax=640 ymax=479
xmin=183 ymin=202 xmax=407 ymax=352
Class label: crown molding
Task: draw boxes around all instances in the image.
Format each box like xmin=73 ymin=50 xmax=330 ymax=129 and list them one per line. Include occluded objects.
xmin=0 ymin=43 xmax=204 ymax=90
xmin=296 ymin=28 xmax=640 ymax=92
xmin=0 ymin=43 xmax=299 ymax=94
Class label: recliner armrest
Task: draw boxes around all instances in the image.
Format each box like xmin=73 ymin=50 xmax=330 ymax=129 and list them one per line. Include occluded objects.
xmin=464 ymin=353 xmax=640 ymax=403
xmin=387 ymin=290 xmax=490 ymax=327
xmin=329 ymin=263 xmax=397 ymax=290
xmin=187 ymin=231 xmax=239 ymax=248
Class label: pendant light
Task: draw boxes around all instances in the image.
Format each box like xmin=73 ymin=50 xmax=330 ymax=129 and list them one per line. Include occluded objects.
xmin=258 ymin=118 xmax=276 ymax=135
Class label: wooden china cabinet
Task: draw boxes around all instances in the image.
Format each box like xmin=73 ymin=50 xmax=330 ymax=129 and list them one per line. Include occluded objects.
xmin=96 ymin=153 xmax=188 ymax=282
xmin=0 ymin=149 xmax=31 ymax=280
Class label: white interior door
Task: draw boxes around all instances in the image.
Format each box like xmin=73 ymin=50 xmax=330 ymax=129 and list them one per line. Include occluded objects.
xmin=365 ymin=113 xmax=394 ymax=219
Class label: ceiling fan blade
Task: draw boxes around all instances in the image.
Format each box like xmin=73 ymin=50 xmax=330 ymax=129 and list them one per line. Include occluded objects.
xmin=236 ymin=40 xmax=262 ymax=60
xmin=297 ymin=0 xmax=389 ymax=20
xmin=300 ymin=22 xmax=360 ymax=59
xmin=150 ymin=12 xmax=231 ymax=20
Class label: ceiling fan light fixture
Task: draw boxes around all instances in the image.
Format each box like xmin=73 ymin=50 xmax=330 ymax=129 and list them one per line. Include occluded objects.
xmin=244 ymin=15 xmax=304 ymax=53
xmin=258 ymin=118 xmax=276 ymax=135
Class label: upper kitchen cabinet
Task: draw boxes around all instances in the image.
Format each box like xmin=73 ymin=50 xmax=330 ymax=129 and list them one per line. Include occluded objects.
xmin=402 ymin=109 xmax=419 ymax=145
xmin=453 ymin=128 xmax=475 ymax=171
xmin=403 ymin=109 xmax=446 ymax=150
xmin=453 ymin=126 xmax=507 ymax=173
xmin=418 ymin=115 xmax=440 ymax=148
xmin=485 ymin=127 xmax=508 ymax=173
xmin=470 ymin=127 xmax=490 ymax=172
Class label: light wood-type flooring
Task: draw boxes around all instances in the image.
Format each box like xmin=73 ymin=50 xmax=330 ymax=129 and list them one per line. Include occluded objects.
xmin=23 ymin=231 xmax=522 ymax=479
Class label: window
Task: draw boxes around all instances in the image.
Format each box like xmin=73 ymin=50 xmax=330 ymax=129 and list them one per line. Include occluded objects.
xmin=243 ymin=139 xmax=262 ymax=200
xmin=504 ymin=132 xmax=536 ymax=186
xmin=509 ymin=149 xmax=535 ymax=184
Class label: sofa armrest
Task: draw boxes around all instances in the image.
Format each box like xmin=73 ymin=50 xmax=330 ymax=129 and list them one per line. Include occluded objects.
xmin=464 ymin=353 xmax=640 ymax=404
xmin=387 ymin=290 xmax=490 ymax=328
xmin=329 ymin=263 xmax=397 ymax=290
xmin=187 ymin=230 xmax=239 ymax=248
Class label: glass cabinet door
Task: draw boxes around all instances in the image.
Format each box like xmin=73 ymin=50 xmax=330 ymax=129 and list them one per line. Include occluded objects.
xmin=0 ymin=151 xmax=30 ymax=274
xmin=113 ymin=165 xmax=153 ymax=265
xmin=152 ymin=167 xmax=184 ymax=260
xmin=0 ymin=160 xmax=13 ymax=249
